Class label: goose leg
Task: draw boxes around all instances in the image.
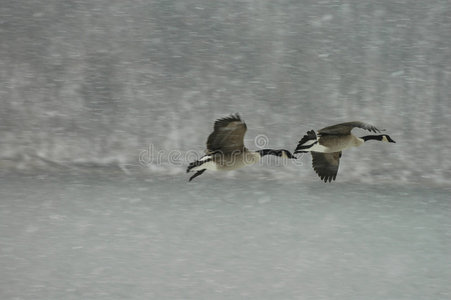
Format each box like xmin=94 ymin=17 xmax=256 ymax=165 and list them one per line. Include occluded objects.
xmin=189 ymin=169 xmax=206 ymax=182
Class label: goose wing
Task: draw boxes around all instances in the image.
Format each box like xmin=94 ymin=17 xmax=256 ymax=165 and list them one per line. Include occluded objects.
xmin=318 ymin=121 xmax=381 ymax=135
xmin=311 ymin=151 xmax=342 ymax=182
xmin=206 ymin=114 xmax=247 ymax=154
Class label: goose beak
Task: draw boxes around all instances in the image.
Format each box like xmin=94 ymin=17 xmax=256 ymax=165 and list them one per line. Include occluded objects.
xmin=385 ymin=135 xmax=396 ymax=143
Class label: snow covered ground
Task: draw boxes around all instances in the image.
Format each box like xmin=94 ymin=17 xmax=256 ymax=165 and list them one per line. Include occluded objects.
xmin=1 ymin=172 xmax=449 ymax=299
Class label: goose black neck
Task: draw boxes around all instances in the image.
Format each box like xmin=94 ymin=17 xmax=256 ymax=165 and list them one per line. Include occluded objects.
xmin=257 ymin=149 xmax=281 ymax=157
xmin=361 ymin=135 xmax=384 ymax=142
xmin=257 ymin=149 xmax=296 ymax=158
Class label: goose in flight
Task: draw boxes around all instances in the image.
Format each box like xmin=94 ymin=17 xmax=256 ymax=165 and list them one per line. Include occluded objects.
xmin=294 ymin=121 xmax=395 ymax=182
xmin=187 ymin=114 xmax=296 ymax=181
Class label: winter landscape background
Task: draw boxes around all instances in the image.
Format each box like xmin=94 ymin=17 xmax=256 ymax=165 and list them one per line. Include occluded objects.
xmin=1 ymin=0 xmax=450 ymax=299
xmin=1 ymin=0 xmax=450 ymax=183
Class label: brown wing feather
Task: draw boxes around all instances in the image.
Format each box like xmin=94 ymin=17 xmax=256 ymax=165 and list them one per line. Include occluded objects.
xmin=311 ymin=151 xmax=342 ymax=182
xmin=318 ymin=121 xmax=381 ymax=135
xmin=206 ymin=114 xmax=247 ymax=154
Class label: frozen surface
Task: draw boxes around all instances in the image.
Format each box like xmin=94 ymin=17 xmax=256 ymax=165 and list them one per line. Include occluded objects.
xmin=1 ymin=172 xmax=450 ymax=299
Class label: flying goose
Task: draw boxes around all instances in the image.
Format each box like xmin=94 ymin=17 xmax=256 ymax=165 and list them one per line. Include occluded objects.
xmin=187 ymin=114 xmax=296 ymax=181
xmin=294 ymin=121 xmax=395 ymax=182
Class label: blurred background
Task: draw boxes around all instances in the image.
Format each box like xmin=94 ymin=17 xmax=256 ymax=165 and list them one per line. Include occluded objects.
xmin=1 ymin=0 xmax=450 ymax=184
xmin=0 ymin=0 xmax=451 ymax=183
xmin=2 ymin=2 xmax=451 ymax=299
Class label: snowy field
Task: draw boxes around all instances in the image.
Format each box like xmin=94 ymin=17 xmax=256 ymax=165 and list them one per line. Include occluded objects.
xmin=1 ymin=0 xmax=450 ymax=299
xmin=1 ymin=172 xmax=450 ymax=299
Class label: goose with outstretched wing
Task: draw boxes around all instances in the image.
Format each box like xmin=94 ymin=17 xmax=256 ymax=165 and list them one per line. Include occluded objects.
xmin=187 ymin=114 xmax=296 ymax=182
xmin=294 ymin=121 xmax=396 ymax=182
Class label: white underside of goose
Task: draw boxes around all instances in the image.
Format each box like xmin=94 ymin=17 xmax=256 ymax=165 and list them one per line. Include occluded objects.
xmin=191 ymin=160 xmax=218 ymax=172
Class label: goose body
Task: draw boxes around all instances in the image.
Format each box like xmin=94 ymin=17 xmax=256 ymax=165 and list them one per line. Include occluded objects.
xmin=294 ymin=121 xmax=395 ymax=182
xmin=187 ymin=114 xmax=295 ymax=181
xmin=306 ymin=134 xmax=363 ymax=153
xmin=189 ymin=151 xmax=260 ymax=172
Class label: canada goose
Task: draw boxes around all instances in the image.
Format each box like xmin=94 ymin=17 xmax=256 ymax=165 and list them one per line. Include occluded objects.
xmin=187 ymin=114 xmax=296 ymax=181
xmin=294 ymin=121 xmax=395 ymax=182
